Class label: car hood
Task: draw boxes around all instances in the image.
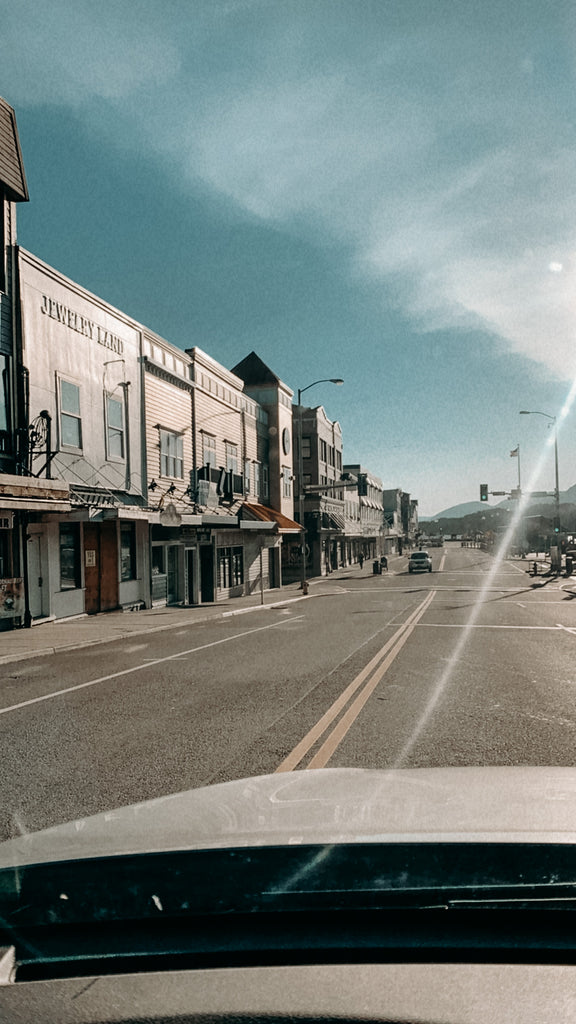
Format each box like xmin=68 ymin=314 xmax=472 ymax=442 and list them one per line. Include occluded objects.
xmin=2 ymin=766 xmax=576 ymax=867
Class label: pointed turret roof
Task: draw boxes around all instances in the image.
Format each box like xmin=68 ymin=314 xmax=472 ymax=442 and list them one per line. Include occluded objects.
xmin=0 ymin=96 xmax=28 ymax=202
xmin=231 ymin=352 xmax=282 ymax=387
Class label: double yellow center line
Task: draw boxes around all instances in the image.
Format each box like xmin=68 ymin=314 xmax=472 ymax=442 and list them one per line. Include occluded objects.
xmin=276 ymin=590 xmax=436 ymax=772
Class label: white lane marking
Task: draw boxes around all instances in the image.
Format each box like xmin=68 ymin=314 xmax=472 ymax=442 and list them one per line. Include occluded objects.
xmin=0 ymin=616 xmax=305 ymax=718
xmin=557 ymin=624 xmax=576 ymax=636
xmin=416 ymin=623 xmax=562 ymax=630
xmin=276 ymin=592 xmax=436 ymax=773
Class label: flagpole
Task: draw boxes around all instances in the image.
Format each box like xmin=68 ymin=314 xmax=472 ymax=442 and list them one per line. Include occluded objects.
xmin=517 ymin=443 xmax=521 ymax=490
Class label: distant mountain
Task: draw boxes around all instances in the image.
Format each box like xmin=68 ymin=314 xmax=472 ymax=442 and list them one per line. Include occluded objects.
xmin=421 ymin=501 xmax=492 ymax=521
xmin=422 ymin=485 xmax=576 ymax=522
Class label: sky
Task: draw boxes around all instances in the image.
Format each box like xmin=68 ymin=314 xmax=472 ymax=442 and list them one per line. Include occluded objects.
xmin=2 ymin=0 xmax=576 ymax=516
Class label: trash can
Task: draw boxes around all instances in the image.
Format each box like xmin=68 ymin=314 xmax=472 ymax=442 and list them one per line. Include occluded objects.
xmin=373 ymin=560 xmax=381 ymax=574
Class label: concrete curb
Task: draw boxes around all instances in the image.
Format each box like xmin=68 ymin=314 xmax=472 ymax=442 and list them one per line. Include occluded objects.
xmin=0 ymin=564 xmax=394 ymax=667
xmin=0 ymin=594 xmax=312 ymax=666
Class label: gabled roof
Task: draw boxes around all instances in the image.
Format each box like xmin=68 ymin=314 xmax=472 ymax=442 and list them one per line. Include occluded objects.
xmin=232 ymin=352 xmax=282 ymax=387
xmin=0 ymin=97 xmax=28 ymax=202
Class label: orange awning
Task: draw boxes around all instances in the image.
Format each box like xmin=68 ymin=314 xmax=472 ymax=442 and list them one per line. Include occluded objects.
xmin=241 ymin=502 xmax=303 ymax=533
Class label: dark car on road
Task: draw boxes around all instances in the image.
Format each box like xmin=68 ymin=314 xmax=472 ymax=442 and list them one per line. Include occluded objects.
xmin=408 ymin=551 xmax=432 ymax=573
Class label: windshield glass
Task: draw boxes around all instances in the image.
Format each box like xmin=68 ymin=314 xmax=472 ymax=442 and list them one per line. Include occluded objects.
xmin=2 ymin=1 xmax=576 ymax=983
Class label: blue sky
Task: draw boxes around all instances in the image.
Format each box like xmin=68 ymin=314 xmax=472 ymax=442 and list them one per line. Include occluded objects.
xmin=2 ymin=0 xmax=576 ymax=516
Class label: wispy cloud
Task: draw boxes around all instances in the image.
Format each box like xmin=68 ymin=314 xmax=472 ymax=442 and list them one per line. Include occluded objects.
xmin=4 ymin=0 xmax=576 ymax=379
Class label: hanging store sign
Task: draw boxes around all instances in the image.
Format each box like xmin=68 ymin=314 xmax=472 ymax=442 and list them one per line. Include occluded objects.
xmin=0 ymin=578 xmax=24 ymax=618
xmin=159 ymin=503 xmax=182 ymax=527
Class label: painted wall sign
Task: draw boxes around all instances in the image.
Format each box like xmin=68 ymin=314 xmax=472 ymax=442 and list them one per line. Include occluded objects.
xmin=40 ymin=294 xmax=124 ymax=355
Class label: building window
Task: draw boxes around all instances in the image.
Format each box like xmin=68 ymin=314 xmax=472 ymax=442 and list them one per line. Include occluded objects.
xmin=59 ymin=379 xmax=82 ymax=449
xmin=160 ymin=429 xmax=184 ymax=478
xmin=320 ymin=439 xmax=327 ymax=463
xmin=253 ymin=461 xmax=260 ymax=497
xmin=106 ymin=395 xmax=124 ymax=459
xmin=152 ymin=546 xmax=165 ymax=575
xmin=0 ymin=354 xmax=10 ymax=452
xmin=301 ymin=436 xmax=311 ymax=459
xmin=202 ymin=433 xmax=217 ymax=468
xmin=282 ymin=466 xmax=292 ymax=498
xmin=120 ymin=523 xmax=136 ymax=581
xmin=218 ymin=545 xmax=244 ymax=589
xmin=59 ymin=523 xmax=81 ymax=590
xmin=244 ymin=459 xmax=251 ymax=494
xmin=225 ymin=442 xmax=238 ymax=474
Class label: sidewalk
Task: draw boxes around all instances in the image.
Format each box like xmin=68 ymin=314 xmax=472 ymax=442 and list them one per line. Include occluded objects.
xmin=0 ymin=560 xmax=398 ymax=666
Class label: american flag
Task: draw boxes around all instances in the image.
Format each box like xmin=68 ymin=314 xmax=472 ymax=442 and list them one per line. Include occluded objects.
xmin=510 ymin=446 xmax=519 ymax=457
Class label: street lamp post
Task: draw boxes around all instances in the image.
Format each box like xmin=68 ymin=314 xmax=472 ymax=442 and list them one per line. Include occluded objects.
xmin=297 ymin=378 xmax=344 ymax=593
xmin=519 ymin=409 xmax=560 ymax=535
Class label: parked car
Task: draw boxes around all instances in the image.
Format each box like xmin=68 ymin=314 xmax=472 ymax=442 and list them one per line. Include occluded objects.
xmin=408 ymin=550 xmax=432 ymax=573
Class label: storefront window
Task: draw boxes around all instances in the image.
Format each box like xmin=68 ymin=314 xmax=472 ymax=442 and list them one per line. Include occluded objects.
xmin=59 ymin=523 xmax=81 ymax=590
xmin=152 ymin=546 xmax=165 ymax=575
xmin=218 ymin=546 xmax=243 ymax=589
xmin=120 ymin=523 xmax=136 ymax=581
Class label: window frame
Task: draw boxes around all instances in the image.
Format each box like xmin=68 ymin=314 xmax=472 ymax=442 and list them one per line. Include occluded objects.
xmin=58 ymin=377 xmax=83 ymax=451
xmin=120 ymin=523 xmax=137 ymax=582
xmin=217 ymin=545 xmax=244 ymax=589
xmin=159 ymin=428 xmax=184 ymax=479
xmin=105 ymin=393 xmax=125 ymax=461
xmin=202 ymin=432 xmax=217 ymax=469
xmin=59 ymin=522 xmax=81 ymax=591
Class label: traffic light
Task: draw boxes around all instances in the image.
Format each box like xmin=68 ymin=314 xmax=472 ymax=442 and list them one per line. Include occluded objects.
xmin=357 ymin=473 xmax=368 ymax=496
xmin=480 ymin=483 xmax=488 ymax=502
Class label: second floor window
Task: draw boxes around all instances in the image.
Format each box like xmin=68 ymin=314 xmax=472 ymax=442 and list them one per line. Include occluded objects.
xmin=106 ymin=396 xmax=124 ymax=459
xmin=160 ymin=429 xmax=184 ymax=478
xmin=282 ymin=466 xmax=292 ymax=498
xmin=253 ymin=461 xmax=260 ymax=497
xmin=202 ymin=433 xmax=217 ymax=468
xmin=225 ymin=442 xmax=238 ymax=474
xmin=320 ymin=439 xmax=327 ymax=463
xmin=59 ymin=379 xmax=82 ymax=449
xmin=301 ymin=436 xmax=311 ymax=459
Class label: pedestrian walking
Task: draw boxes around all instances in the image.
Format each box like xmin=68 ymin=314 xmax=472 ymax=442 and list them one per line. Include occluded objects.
xmin=359 ymin=552 xmax=364 ymax=569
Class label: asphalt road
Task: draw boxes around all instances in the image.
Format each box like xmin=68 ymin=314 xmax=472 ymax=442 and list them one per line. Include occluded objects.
xmin=1 ymin=542 xmax=576 ymax=840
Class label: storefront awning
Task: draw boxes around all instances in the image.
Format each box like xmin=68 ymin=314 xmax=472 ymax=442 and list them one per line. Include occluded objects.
xmin=0 ymin=496 xmax=71 ymax=513
xmin=240 ymin=502 xmax=302 ymax=533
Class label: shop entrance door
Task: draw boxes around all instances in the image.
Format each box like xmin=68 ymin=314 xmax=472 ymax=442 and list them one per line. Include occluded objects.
xmin=185 ymin=548 xmax=195 ymax=605
xmin=84 ymin=522 xmax=119 ymax=614
xmin=167 ymin=545 xmax=179 ymax=604
xmin=27 ymin=533 xmax=45 ymax=619
xmin=200 ymin=545 xmax=214 ymax=603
